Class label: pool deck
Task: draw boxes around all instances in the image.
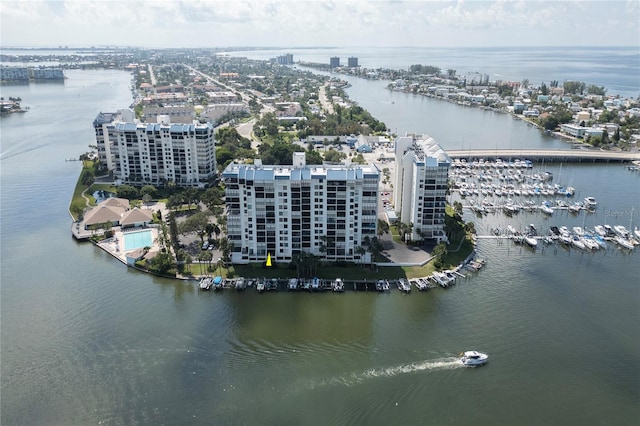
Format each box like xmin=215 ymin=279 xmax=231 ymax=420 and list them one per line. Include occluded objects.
xmin=97 ymin=227 xmax=160 ymax=265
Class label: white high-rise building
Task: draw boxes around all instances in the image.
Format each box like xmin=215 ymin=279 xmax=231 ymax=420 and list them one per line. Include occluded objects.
xmin=93 ymin=110 xmax=216 ymax=187
xmin=222 ymin=153 xmax=380 ymax=264
xmin=393 ymin=135 xmax=451 ymax=244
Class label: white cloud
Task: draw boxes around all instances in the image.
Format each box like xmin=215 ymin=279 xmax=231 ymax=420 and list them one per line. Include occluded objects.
xmin=0 ymin=0 xmax=638 ymax=47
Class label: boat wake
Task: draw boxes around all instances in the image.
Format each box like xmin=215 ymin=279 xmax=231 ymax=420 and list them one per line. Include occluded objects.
xmin=302 ymin=357 xmax=463 ymax=390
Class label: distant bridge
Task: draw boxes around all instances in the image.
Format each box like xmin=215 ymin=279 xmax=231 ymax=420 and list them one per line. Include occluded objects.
xmin=445 ymin=149 xmax=640 ymax=163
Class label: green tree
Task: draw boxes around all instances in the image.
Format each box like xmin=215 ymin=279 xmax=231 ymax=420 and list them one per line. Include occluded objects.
xmin=116 ymin=185 xmax=139 ymax=200
xmin=140 ymin=185 xmax=157 ymax=199
xmin=324 ymin=149 xmax=346 ymax=163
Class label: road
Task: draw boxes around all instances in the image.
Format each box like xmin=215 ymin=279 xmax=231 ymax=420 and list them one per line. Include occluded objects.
xmin=318 ymin=82 xmax=334 ymax=115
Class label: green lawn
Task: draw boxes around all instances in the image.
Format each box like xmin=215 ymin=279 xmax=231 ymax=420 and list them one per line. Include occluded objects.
xmin=203 ymin=261 xmax=443 ymax=281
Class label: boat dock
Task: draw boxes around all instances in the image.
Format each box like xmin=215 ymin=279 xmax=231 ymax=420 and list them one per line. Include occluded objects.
xmin=194 ymin=264 xmax=486 ymax=295
xmin=446 ymin=149 xmax=640 ymax=164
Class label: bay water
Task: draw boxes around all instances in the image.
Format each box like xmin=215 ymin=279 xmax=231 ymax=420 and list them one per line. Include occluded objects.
xmin=1 ymin=52 xmax=639 ymax=425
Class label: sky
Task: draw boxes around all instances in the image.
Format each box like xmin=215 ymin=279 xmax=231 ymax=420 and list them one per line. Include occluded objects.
xmin=1 ymin=0 xmax=639 ymax=48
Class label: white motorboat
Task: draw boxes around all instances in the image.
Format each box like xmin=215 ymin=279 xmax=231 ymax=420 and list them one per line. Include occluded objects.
xmin=235 ymin=277 xmax=246 ymax=291
xmin=288 ymin=278 xmax=299 ymax=291
xmin=614 ymin=236 xmax=634 ymax=250
xmin=524 ymin=235 xmax=538 ymax=248
xmin=540 ymin=203 xmax=554 ymax=215
xmin=572 ymin=236 xmax=586 ymax=250
xmin=584 ymin=196 xmax=598 ymax=208
xmin=460 ymin=351 xmax=489 ymax=367
xmin=332 ymin=278 xmax=345 ymax=292
xmin=572 ymin=226 xmax=584 ymax=236
xmin=397 ymin=278 xmax=411 ymax=293
xmin=199 ymin=277 xmax=212 ymax=290
xmin=559 ymin=233 xmax=573 ymax=245
xmin=594 ymin=225 xmax=607 ymax=237
xmin=614 ymin=225 xmax=630 ymax=238
xmin=581 ymin=236 xmax=600 ymax=250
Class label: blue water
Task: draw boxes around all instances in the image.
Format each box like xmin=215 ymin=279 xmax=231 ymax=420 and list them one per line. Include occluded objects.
xmin=123 ymin=230 xmax=153 ymax=251
xmin=228 ymin=46 xmax=640 ymax=97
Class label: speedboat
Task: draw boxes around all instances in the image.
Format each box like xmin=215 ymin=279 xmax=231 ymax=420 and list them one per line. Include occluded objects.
xmin=460 ymin=351 xmax=489 ymax=367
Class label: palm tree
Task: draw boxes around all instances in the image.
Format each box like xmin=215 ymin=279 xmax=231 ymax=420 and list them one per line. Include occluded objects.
xmin=355 ymin=245 xmax=367 ymax=267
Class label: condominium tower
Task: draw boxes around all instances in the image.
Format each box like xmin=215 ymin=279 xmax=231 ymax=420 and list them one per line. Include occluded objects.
xmin=93 ymin=110 xmax=216 ymax=187
xmin=393 ymin=135 xmax=451 ymax=243
xmin=222 ymin=153 xmax=380 ymax=264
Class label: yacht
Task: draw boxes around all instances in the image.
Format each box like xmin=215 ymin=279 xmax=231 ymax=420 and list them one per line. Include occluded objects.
xmin=460 ymin=351 xmax=489 ymax=367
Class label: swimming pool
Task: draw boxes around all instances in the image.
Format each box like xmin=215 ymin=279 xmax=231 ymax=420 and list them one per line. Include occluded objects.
xmin=123 ymin=230 xmax=153 ymax=251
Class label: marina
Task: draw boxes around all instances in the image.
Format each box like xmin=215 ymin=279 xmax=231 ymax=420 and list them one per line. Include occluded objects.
xmin=2 ymin=52 xmax=639 ymax=425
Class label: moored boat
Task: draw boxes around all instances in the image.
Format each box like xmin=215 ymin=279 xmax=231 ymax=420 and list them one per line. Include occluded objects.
xmin=540 ymin=203 xmax=554 ymax=215
xmin=524 ymin=235 xmax=538 ymax=248
xmin=199 ymin=277 xmax=213 ymax=290
xmin=397 ymin=278 xmax=411 ymax=293
xmin=212 ymin=275 xmax=223 ymax=291
xmin=288 ymin=278 xmax=299 ymax=291
xmin=572 ymin=236 xmax=586 ymax=250
xmin=584 ymin=196 xmax=598 ymax=208
xmin=235 ymin=277 xmax=246 ymax=291
xmin=614 ymin=236 xmax=634 ymax=250
xmin=332 ymin=278 xmax=345 ymax=292
xmin=613 ymin=225 xmax=630 ymax=238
